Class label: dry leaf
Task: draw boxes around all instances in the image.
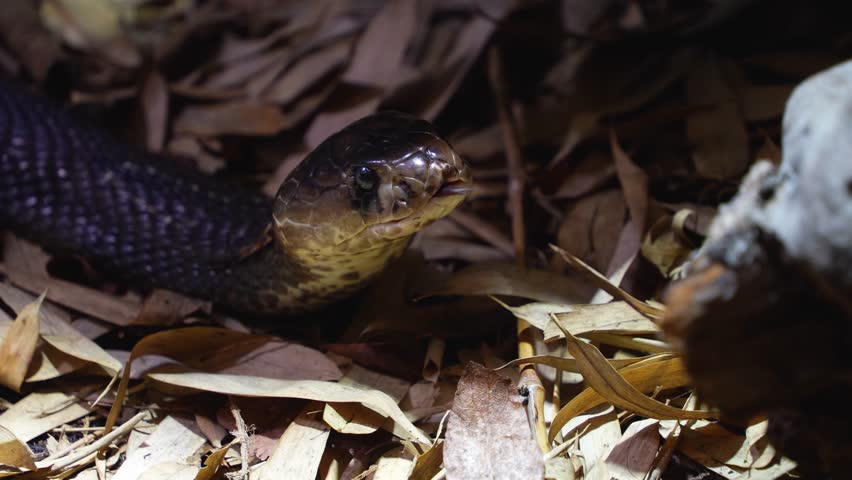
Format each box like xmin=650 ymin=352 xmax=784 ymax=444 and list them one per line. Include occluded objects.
xmin=410 ymin=262 xmax=594 ymax=305
xmin=147 ymin=371 xmax=431 ymax=445
xmin=443 ymin=362 xmax=544 ymax=480
xmin=556 ymin=189 xmax=626 ymax=274
xmin=263 ymin=38 xmax=353 ymax=104
xmin=604 ymin=418 xmax=660 ymax=480
xmin=0 ymin=425 xmax=36 ymax=475
xmin=548 ymin=354 xmax=714 ymax=443
xmin=640 ymin=212 xmax=696 ymax=277
xmin=253 ymin=404 xmax=330 ymax=480
xmin=112 ymin=416 xmax=205 ymax=480
xmin=324 ymin=365 xmax=409 ymax=436
xmin=341 ymin=0 xmax=420 ymax=88
xmin=0 ymin=284 xmax=123 ymax=375
xmin=409 ymin=442 xmax=443 ymax=480
xmin=686 ymin=56 xmax=749 ymax=179
xmin=40 ymin=0 xmax=141 ymax=68
xmin=0 ymin=391 xmax=89 ymax=443
xmin=551 ymin=245 xmax=664 ymax=319
xmin=3 ymin=236 xmax=142 ymax=326
xmin=0 ymin=292 xmax=43 ymax=391
xmin=174 ymin=102 xmax=292 ymax=137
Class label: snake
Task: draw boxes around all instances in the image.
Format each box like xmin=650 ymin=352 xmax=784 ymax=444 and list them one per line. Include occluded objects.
xmin=0 ymin=78 xmax=472 ymax=314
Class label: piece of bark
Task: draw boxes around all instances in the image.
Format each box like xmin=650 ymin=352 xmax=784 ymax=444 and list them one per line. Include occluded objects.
xmin=661 ymin=60 xmax=852 ymax=477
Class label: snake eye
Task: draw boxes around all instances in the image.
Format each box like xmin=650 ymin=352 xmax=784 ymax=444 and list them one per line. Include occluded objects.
xmin=353 ymin=166 xmax=377 ymax=192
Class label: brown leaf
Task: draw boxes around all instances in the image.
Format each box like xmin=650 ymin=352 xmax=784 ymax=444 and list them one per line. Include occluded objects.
xmin=410 ymin=262 xmax=594 ymax=305
xmin=174 ymin=102 xmax=291 ymax=137
xmin=551 ymin=151 xmax=615 ymax=199
xmin=341 ymin=0 xmax=421 ymax=87
xmin=556 ymin=189 xmax=626 ymax=274
xmin=547 ymin=351 xmax=716 ymax=443
xmin=551 ymin=245 xmax=664 ymax=319
xmin=0 ymin=284 xmax=122 ymax=376
xmin=253 ymin=405 xmax=330 ymax=480
xmin=640 ymin=212 xmax=696 ymax=278
xmin=263 ymin=38 xmax=352 ymax=104
xmin=0 ymin=425 xmax=36 ymax=473
xmin=3 ymin=236 xmax=141 ymax=326
xmin=686 ymin=56 xmax=750 ymax=179
xmin=409 ymin=442 xmax=444 ymax=480
xmin=147 ymin=371 xmax=430 ymax=445
xmin=0 ymin=292 xmax=43 ymax=391
xmin=443 ymin=362 xmax=544 ymax=480
xmin=611 ymin=130 xmax=649 ymax=237
xmin=141 ymin=71 xmax=169 ymax=152
xmin=134 ymin=289 xmax=210 ymax=326
xmin=0 ymin=1 xmax=61 ymax=82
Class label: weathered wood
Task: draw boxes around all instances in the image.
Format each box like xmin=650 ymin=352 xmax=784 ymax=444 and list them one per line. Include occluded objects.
xmin=662 ymin=60 xmax=852 ymax=477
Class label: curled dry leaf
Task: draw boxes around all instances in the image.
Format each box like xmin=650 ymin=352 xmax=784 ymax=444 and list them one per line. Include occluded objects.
xmin=146 ymin=371 xmax=431 ymax=446
xmin=134 ymin=289 xmax=210 ymax=326
xmin=0 ymin=291 xmax=43 ymax=391
xmin=543 ymin=301 xmax=659 ymax=341
xmin=0 ymin=424 xmax=36 ymax=475
xmin=548 ymin=351 xmax=713 ymax=443
xmin=111 ymin=416 xmax=206 ymax=480
xmin=0 ymin=283 xmax=123 ymax=376
xmin=0 ymin=391 xmax=89 ymax=443
xmin=323 ymin=364 xmax=410 ymax=436
xmin=492 ymin=297 xmax=658 ymax=340
xmin=604 ymin=418 xmax=660 ymax=480
xmin=3 ymin=236 xmax=142 ymax=326
xmin=40 ymin=0 xmax=141 ymax=68
xmin=496 ymin=353 xmax=665 ymax=375
xmin=253 ymin=404 xmax=330 ymax=480
xmin=409 ymin=442 xmax=443 ymax=480
xmin=640 ymin=210 xmax=698 ymax=278
xmin=121 ymin=326 xmax=341 ymax=381
xmin=550 ymin=245 xmax=664 ymax=319
xmin=101 ymin=326 xmax=341 ymax=436
xmin=443 ymin=362 xmax=544 ymax=480
xmin=174 ymin=102 xmax=293 ymax=137
xmin=410 ymin=262 xmax=594 ymax=305
xmin=555 ymin=321 xmax=713 ymax=422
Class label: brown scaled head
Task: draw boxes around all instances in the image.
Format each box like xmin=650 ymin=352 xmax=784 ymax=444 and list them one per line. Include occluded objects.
xmin=272 ymin=112 xmax=472 ymax=256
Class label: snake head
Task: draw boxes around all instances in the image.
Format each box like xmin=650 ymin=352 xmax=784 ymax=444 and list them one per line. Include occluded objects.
xmin=272 ymin=112 xmax=472 ymax=257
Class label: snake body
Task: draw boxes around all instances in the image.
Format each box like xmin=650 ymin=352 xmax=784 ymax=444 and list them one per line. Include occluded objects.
xmin=0 ymin=79 xmax=471 ymax=313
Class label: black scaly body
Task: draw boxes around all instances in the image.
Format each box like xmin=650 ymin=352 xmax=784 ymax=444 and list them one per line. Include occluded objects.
xmin=0 ymin=78 xmax=304 ymax=312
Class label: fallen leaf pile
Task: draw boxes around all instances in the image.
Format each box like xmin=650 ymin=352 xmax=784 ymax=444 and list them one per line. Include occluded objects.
xmin=0 ymin=1 xmax=849 ymax=479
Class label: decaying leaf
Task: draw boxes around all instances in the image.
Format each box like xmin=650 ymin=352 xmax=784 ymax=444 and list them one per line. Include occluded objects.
xmin=443 ymin=362 xmax=544 ymax=480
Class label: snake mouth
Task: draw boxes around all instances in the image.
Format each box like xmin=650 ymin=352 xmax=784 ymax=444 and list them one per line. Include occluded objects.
xmin=434 ymin=180 xmax=473 ymax=198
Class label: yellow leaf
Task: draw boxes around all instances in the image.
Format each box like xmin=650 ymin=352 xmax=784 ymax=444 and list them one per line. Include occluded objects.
xmin=548 ymin=322 xmax=717 ymax=443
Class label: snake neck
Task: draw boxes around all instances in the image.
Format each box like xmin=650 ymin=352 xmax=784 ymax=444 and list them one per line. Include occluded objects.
xmin=254 ymin=237 xmax=411 ymax=312
xmin=222 ymin=235 xmax=412 ymax=313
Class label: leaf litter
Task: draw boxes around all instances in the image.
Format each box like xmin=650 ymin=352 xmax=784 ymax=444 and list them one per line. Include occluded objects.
xmin=0 ymin=1 xmax=846 ymax=478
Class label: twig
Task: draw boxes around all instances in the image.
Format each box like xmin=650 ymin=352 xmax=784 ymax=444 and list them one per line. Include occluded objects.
xmin=517 ymin=320 xmax=550 ymax=454
xmin=226 ymin=401 xmax=253 ymax=480
xmin=45 ymin=410 xmax=149 ymax=471
xmin=487 ymin=46 xmax=526 ymax=264
xmin=448 ymin=210 xmax=515 ymax=257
